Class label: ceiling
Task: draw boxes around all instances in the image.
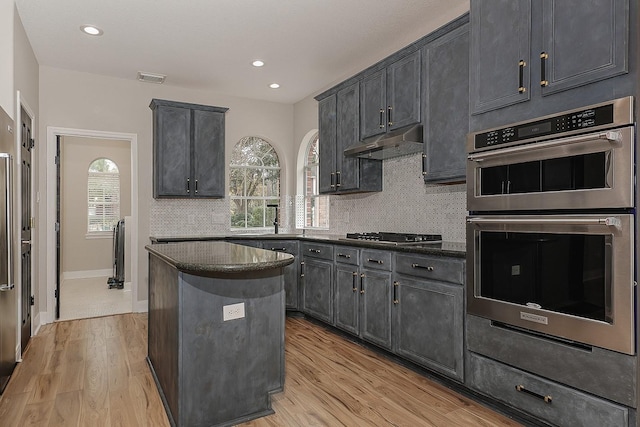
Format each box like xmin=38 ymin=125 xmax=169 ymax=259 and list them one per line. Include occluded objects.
xmin=15 ymin=0 xmax=469 ymax=104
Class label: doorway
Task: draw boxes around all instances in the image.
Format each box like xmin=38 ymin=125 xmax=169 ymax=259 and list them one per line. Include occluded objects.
xmin=45 ymin=128 xmax=138 ymax=324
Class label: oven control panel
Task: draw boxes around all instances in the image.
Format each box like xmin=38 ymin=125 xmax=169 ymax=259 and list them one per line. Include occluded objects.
xmin=474 ymin=103 xmax=615 ymax=150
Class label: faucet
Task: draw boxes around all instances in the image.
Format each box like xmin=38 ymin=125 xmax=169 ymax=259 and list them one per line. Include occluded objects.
xmin=267 ymin=204 xmax=279 ymax=234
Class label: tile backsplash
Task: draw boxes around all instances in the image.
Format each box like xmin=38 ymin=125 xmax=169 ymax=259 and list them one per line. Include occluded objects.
xmin=150 ymin=153 xmax=467 ymax=242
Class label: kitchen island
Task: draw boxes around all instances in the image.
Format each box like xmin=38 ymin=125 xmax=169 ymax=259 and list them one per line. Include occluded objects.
xmin=145 ymin=241 xmax=294 ymax=427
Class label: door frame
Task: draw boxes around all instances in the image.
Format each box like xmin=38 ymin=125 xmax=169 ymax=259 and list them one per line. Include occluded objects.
xmin=15 ymin=91 xmax=35 ymax=359
xmin=45 ymin=126 xmax=139 ymax=324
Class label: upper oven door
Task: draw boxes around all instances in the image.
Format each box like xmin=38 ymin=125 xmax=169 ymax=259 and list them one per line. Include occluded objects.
xmin=467 ymin=126 xmax=634 ymax=212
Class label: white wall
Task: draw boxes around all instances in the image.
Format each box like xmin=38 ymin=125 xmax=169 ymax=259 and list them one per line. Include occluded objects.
xmin=60 ymin=136 xmax=131 ymax=274
xmin=0 ymin=1 xmax=14 ymax=116
xmin=38 ymin=66 xmax=296 ymax=311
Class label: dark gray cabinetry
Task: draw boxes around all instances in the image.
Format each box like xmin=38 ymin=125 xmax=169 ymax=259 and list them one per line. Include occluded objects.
xmin=264 ymin=241 xmax=300 ymax=310
xmin=393 ymin=253 xmax=465 ymax=381
xmin=360 ymin=250 xmax=393 ymax=350
xmin=421 ymin=24 xmax=470 ymax=183
xmin=470 ymin=0 xmax=630 ymax=122
xmin=334 ymin=247 xmax=360 ymax=334
xmin=467 ymin=352 xmax=629 ymax=427
xmin=470 ymin=0 xmax=531 ymax=115
xmin=318 ymin=86 xmax=382 ymax=195
xmin=360 ymin=51 xmax=421 ymax=140
xmin=150 ymin=99 xmax=228 ymax=198
xmin=301 ymin=243 xmax=334 ymax=323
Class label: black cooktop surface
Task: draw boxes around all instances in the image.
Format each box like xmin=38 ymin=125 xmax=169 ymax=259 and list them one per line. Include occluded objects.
xmin=345 ymin=232 xmax=442 ymax=244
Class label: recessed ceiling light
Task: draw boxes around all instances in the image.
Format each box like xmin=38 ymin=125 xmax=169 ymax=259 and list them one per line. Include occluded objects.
xmin=252 ymin=60 xmax=264 ymax=67
xmin=80 ymin=25 xmax=103 ymax=36
xmin=269 ymin=83 xmax=280 ymax=89
xmin=137 ymin=71 xmax=166 ymax=84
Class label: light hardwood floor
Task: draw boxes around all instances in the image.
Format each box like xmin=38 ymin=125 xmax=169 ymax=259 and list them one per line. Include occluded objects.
xmin=0 ymin=314 xmax=522 ymax=426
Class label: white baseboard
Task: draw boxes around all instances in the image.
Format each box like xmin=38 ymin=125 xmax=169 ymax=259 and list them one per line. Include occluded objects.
xmin=62 ymin=269 xmax=113 ymax=280
xmin=134 ymin=299 xmax=148 ymax=313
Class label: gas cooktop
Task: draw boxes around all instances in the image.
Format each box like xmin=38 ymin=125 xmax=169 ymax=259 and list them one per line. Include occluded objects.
xmin=342 ymin=232 xmax=442 ymax=245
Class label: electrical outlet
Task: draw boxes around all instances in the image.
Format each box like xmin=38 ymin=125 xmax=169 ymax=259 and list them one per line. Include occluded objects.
xmin=223 ymin=302 xmax=245 ymax=321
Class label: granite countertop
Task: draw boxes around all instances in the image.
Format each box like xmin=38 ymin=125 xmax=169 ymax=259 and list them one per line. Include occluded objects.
xmin=150 ymin=234 xmax=466 ymax=258
xmin=145 ymin=241 xmax=295 ymax=275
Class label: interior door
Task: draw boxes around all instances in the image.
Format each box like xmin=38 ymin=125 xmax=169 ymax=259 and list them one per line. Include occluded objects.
xmin=20 ymin=107 xmax=32 ymax=352
xmin=55 ymin=136 xmax=61 ymax=319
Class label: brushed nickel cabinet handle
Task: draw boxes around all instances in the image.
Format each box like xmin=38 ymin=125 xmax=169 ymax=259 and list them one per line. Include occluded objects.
xmin=360 ymin=273 xmax=365 ymax=294
xmin=186 ymin=178 xmax=190 ymax=193
xmin=308 ymin=248 xmax=321 ymax=253
xmin=393 ymin=281 xmax=399 ymax=304
xmin=352 ymin=271 xmax=358 ymax=292
xmin=411 ymin=263 xmax=434 ymax=271
xmin=367 ymin=258 xmax=384 ymax=264
xmin=387 ymin=106 xmax=393 ymax=126
xmin=337 ymin=253 xmax=351 ymax=259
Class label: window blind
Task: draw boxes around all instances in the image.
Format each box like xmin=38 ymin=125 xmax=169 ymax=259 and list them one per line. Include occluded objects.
xmin=88 ymin=171 xmax=120 ymax=233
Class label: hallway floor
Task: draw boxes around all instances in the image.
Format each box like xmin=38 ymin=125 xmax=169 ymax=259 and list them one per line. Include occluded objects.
xmin=59 ymin=276 xmax=132 ymax=321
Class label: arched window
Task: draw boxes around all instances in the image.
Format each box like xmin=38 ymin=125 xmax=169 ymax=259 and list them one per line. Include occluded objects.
xmin=229 ymin=137 xmax=281 ymax=229
xmin=87 ymin=158 xmax=120 ymax=233
xmin=302 ymin=133 xmax=329 ymax=228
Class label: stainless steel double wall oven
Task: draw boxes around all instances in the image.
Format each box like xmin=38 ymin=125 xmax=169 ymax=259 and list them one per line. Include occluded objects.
xmin=466 ymin=97 xmax=636 ymax=355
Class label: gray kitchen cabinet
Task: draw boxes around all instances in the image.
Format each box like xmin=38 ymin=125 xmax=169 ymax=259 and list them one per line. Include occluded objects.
xmin=263 ymin=241 xmax=300 ymax=310
xmin=393 ymin=253 xmax=465 ymax=381
xmin=421 ymin=23 xmax=470 ymax=183
xmin=359 ymin=249 xmax=393 ymax=350
xmin=334 ymin=247 xmax=360 ymax=335
xmin=301 ymin=243 xmax=334 ymax=323
xmin=150 ymin=99 xmax=228 ymax=198
xmin=360 ymin=51 xmax=421 ymax=140
xmin=470 ymin=0 xmax=629 ymax=117
xmin=467 ymin=352 xmax=630 ymax=427
xmin=318 ymin=85 xmax=382 ymax=195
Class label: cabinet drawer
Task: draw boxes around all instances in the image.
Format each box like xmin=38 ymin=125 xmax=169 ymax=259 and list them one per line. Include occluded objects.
xmin=394 ymin=253 xmax=463 ymax=285
xmin=467 ymin=352 xmax=629 ymax=427
xmin=361 ymin=249 xmax=392 ymax=271
xmin=301 ymin=243 xmax=333 ymax=260
xmin=263 ymin=240 xmax=298 ymax=256
xmin=334 ymin=247 xmax=359 ymax=265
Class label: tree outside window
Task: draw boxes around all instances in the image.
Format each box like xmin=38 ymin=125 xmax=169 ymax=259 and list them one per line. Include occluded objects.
xmin=87 ymin=158 xmax=120 ymax=233
xmin=229 ymin=137 xmax=281 ymax=229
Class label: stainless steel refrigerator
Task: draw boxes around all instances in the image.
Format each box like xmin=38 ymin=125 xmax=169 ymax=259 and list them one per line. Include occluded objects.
xmin=0 ymin=106 xmax=15 ymax=394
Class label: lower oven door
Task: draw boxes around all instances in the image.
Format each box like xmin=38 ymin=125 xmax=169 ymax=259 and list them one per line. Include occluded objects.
xmin=466 ymin=214 xmax=635 ymax=355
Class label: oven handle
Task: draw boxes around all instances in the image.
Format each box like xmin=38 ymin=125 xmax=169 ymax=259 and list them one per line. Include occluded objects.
xmin=467 ymin=216 xmax=621 ymax=229
xmin=468 ymin=130 xmax=622 ymax=162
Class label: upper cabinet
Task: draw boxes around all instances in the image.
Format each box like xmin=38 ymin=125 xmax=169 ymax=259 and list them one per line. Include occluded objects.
xmin=150 ymin=99 xmax=228 ymax=199
xmin=422 ymin=24 xmax=470 ymax=183
xmin=318 ymin=85 xmax=382 ymax=195
xmin=470 ymin=0 xmax=630 ymax=119
xmin=360 ymin=51 xmax=422 ymax=140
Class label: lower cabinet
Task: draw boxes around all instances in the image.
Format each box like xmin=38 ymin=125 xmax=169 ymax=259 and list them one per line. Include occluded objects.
xmin=393 ymin=277 xmax=463 ymax=381
xmin=393 ymin=252 xmax=465 ymax=382
xmin=467 ymin=352 xmax=630 ymax=427
xmin=263 ymin=241 xmax=300 ymax=310
xmin=334 ymin=263 xmax=359 ymax=335
xmin=360 ymin=268 xmax=393 ymax=350
xmin=301 ymin=243 xmax=334 ymax=324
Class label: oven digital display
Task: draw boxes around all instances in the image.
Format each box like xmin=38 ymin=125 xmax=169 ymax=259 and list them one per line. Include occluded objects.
xmin=518 ymin=122 xmax=552 ymax=138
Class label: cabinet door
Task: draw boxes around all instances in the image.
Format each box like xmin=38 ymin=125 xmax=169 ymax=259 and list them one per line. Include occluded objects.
xmin=360 ymin=269 xmax=392 ymax=350
xmin=193 ymin=109 xmax=225 ymax=198
xmin=360 ymin=70 xmax=387 ymax=140
xmin=422 ymin=24 xmax=470 ymax=183
xmin=336 ymin=83 xmax=360 ymax=192
xmin=540 ymin=0 xmax=628 ymax=96
xmin=470 ymin=0 xmax=531 ymax=114
xmin=154 ymin=105 xmax=191 ymax=197
xmin=386 ymin=50 xmax=421 ymax=131
xmin=318 ymin=95 xmax=337 ymax=194
xmin=264 ymin=242 xmax=299 ymax=310
xmin=302 ymin=257 xmax=333 ymax=323
xmin=394 ymin=277 xmax=464 ymax=381
xmin=334 ymin=265 xmax=359 ymax=334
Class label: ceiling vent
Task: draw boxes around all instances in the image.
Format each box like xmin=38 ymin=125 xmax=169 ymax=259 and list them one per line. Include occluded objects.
xmin=137 ymin=72 xmax=166 ymax=84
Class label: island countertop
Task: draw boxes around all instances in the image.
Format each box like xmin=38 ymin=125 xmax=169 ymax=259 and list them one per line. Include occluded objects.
xmin=145 ymin=241 xmax=295 ymax=275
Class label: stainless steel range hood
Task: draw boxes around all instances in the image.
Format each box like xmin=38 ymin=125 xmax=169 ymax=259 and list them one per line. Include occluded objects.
xmin=344 ymin=124 xmax=423 ymax=160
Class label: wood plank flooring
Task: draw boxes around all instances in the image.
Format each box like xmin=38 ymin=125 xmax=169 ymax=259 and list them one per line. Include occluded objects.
xmin=0 ymin=314 xmax=522 ymax=426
